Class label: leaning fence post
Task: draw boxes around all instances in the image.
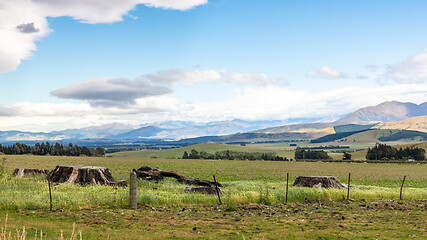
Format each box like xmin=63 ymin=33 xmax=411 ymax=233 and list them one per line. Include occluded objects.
xmin=213 ymin=175 xmax=222 ymax=205
xmin=400 ymin=175 xmax=406 ymax=200
xmin=48 ymin=180 xmax=53 ymax=211
xmin=347 ymin=173 xmax=351 ymax=200
xmin=129 ymin=172 xmax=137 ymax=209
xmin=285 ymin=172 xmax=289 ymax=204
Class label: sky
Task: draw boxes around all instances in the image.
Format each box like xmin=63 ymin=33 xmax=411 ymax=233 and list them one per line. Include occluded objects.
xmin=0 ymin=0 xmax=426 ymax=132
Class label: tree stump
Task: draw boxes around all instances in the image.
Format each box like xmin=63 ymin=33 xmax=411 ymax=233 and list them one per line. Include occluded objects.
xmin=293 ymin=176 xmax=346 ymax=189
xmin=12 ymin=168 xmax=50 ymax=177
xmin=47 ymin=165 xmax=126 ymax=186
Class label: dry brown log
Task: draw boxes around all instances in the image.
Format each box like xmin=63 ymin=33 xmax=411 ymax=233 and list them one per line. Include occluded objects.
xmin=293 ymin=176 xmax=346 ymax=189
xmin=47 ymin=165 xmax=127 ymax=186
xmin=12 ymin=168 xmax=50 ymax=177
xmin=134 ymin=166 xmax=222 ymax=187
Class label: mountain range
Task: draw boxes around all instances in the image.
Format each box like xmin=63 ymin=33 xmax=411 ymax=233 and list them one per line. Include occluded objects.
xmin=0 ymin=101 xmax=425 ymax=144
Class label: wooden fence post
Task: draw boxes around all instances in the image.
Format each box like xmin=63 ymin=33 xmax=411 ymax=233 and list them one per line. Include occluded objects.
xmin=285 ymin=172 xmax=289 ymax=204
xmin=129 ymin=172 xmax=137 ymax=209
xmin=400 ymin=175 xmax=406 ymax=200
xmin=213 ymin=175 xmax=222 ymax=204
xmin=48 ymin=180 xmax=53 ymax=211
xmin=347 ymin=173 xmax=351 ymax=200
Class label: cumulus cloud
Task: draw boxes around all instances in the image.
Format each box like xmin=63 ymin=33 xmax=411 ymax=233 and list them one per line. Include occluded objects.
xmin=305 ymin=66 xmax=344 ymax=79
xmin=145 ymin=69 xmax=288 ymax=85
xmin=386 ymin=48 xmax=427 ymax=83
xmin=51 ymin=77 xmax=172 ymax=107
xmin=0 ymin=0 xmax=208 ymax=73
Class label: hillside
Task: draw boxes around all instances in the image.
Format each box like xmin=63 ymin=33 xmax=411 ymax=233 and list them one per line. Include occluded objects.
xmin=335 ymin=101 xmax=426 ymax=124
xmin=311 ymin=129 xmax=427 ymax=144
xmin=372 ymin=115 xmax=427 ymax=133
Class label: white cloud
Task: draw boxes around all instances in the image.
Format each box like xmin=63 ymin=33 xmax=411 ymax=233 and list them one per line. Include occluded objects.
xmin=139 ymin=0 xmax=208 ymax=11
xmin=145 ymin=69 xmax=288 ymax=85
xmin=1 ymin=84 xmax=426 ymax=132
xmin=386 ymin=48 xmax=427 ymax=83
xmin=183 ymin=84 xmax=427 ymax=122
xmin=50 ymin=70 xmax=287 ymax=107
xmin=305 ymin=66 xmax=344 ymax=79
xmin=51 ymin=76 xmax=172 ymax=107
xmin=0 ymin=0 xmax=208 ymax=73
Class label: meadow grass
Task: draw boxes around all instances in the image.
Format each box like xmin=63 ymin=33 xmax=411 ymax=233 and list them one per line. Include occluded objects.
xmin=110 ymin=143 xmax=282 ymax=159
xmin=1 ymin=155 xmax=426 ymax=239
xmin=1 ymin=172 xmax=426 ymax=211
xmin=1 ymin=154 xmax=426 ymax=210
xmin=3 ymin=154 xmax=427 ymax=187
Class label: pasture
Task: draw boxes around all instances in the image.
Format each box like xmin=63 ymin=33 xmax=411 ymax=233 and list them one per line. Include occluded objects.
xmin=0 ymin=154 xmax=426 ymax=239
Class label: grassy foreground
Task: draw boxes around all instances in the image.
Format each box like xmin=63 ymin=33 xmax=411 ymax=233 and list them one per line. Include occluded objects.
xmin=1 ymin=199 xmax=426 ymax=239
xmin=1 ymin=154 xmax=426 ymax=239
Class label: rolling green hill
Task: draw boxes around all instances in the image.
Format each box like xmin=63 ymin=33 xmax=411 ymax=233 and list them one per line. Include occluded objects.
xmin=333 ymin=123 xmax=377 ymax=133
xmin=311 ymin=129 xmax=427 ymax=144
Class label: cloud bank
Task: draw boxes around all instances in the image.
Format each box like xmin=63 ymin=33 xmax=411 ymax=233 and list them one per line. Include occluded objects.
xmin=3 ymin=83 xmax=426 ymax=132
xmin=0 ymin=0 xmax=208 ymax=73
xmin=305 ymin=66 xmax=344 ymax=79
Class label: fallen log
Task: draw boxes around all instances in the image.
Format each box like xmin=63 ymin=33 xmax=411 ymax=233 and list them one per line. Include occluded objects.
xmin=12 ymin=168 xmax=50 ymax=177
xmin=293 ymin=176 xmax=346 ymax=189
xmin=133 ymin=166 xmax=222 ymax=187
xmin=47 ymin=165 xmax=127 ymax=187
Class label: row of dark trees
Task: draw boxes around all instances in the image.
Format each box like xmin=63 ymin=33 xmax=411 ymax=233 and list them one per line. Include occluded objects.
xmin=366 ymin=144 xmax=425 ymax=160
xmin=182 ymin=149 xmax=288 ymax=161
xmin=294 ymin=149 xmax=331 ymax=160
xmin=0 ymin=142 xmax=105 ymax=157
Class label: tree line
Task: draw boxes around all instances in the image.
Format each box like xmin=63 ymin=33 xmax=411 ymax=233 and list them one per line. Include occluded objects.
xmin=366 ymin=144 xmax=425 ymax=161
xmin=0 ymin=142 xmax=105 ymax=157
xmin=294 ymin=149 xmax=331 ymax=160
xmin=182 ymin=149 xmax=288 ymax=161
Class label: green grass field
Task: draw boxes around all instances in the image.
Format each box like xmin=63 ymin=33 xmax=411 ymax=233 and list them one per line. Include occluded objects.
xmin=110 ymin=143 xmax=286 ymax=159
xmin=1 ymin=153 xmax=426 ymax=239
xmin=110 ymin=141 xmax=427 ymax=161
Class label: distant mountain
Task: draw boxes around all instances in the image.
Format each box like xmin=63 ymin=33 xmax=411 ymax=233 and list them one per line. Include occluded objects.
xmin=49 ymin=123 xmax=137 ymax=139
xmin=115 ymin=119 xmax=295 ymax=139
xmin=1 ymin=101 xmax=426 ymax=145
xmin=335 ymin=101 xmax=427 ymax=124
xmin=114 ymin=126 xmax=165 ymax=139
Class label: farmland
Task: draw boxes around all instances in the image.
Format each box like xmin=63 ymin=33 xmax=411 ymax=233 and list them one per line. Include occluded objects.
xmin=1 ymin=150 xmax=426 ymax=239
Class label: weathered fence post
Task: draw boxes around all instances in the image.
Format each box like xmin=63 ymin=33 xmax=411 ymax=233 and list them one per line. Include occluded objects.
xmin=48 ymin=180 xmax=53 ymax=211
xmin=213 ymin=175 xmax=222 ymax=205
xmin=129 ymin=172 xmax=137 ymax=209
xmin=285 ymin=172 xmax=289 ymax=204
xmin=347 ymin=173 xmax=351 ymax=200
xmin=400 ymin=175 xmax=406 ymax=200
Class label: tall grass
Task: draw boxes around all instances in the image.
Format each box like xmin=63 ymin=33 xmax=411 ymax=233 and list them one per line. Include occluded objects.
xmin=0 ymin=214 xmax=82 ymax=240
xmin=1 ymin=173 xmax=426 ymax=210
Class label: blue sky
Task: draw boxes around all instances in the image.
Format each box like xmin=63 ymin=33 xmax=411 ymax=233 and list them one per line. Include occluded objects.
xmin=0 ymin=0 xmax=426 ymax=131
